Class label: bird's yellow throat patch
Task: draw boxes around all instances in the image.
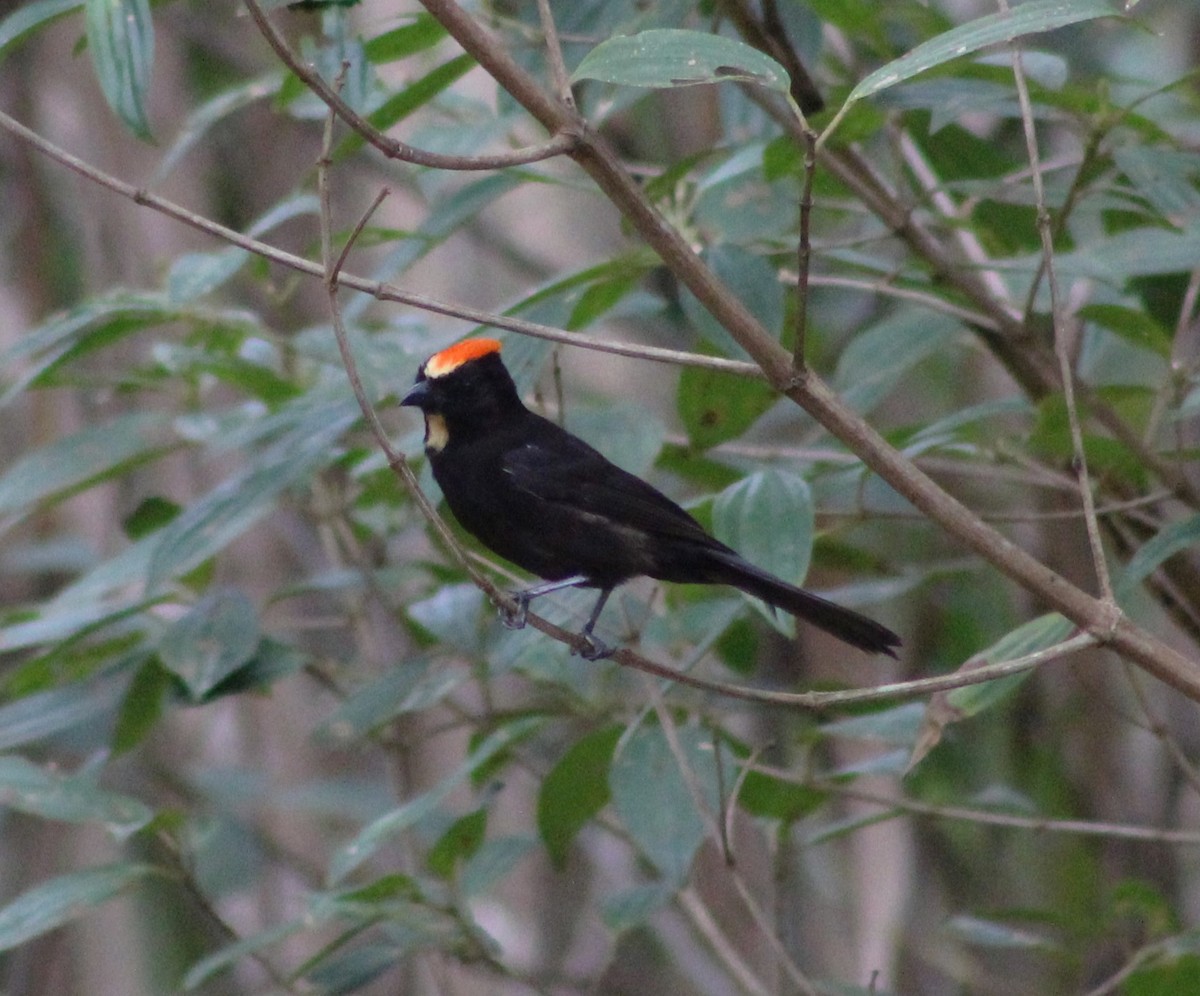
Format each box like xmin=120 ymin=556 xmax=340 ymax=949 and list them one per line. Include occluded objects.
xmin=425 ymin=337 xmax=502 ymax=379
xmin=424 ymin=413 xmax=449 ymax=452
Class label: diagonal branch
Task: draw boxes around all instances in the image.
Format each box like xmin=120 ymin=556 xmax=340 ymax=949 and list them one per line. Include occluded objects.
xmin=243 ymin=0 xmax=577 ymax=170
xmin=414 ymin=0 xmax=1200 ymax=699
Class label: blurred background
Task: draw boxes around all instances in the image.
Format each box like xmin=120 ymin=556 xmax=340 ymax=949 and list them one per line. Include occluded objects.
xmin=3 ymin=1 xmax=1200 ymax=993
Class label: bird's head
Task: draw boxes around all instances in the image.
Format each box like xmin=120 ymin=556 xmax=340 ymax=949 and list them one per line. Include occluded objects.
xmin=401 ymin=337 xmax=523 ymax=449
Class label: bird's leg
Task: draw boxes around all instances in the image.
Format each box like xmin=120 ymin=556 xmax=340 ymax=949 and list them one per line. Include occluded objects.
xmin=498 ymin=575 xmax=590 ymax=630
xmin=576 ymin=588 xmax=614 ymax=661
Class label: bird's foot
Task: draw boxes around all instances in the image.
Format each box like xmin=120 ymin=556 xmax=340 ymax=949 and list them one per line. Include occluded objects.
xmin=574 ymin=631 xmax=614 ymax=661
xmin=498 ymin=591 xmax=530 ymax=630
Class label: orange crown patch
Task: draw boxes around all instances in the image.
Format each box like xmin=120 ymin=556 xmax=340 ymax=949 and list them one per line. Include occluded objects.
xmin=424 ymin=337 xmax=503 ymax=379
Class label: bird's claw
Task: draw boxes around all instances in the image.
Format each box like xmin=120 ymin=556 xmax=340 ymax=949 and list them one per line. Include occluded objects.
xmin=499 ymin=592 xmax=530 ymax=630
xmin=574 ymin=632 xmax=614 ymax=661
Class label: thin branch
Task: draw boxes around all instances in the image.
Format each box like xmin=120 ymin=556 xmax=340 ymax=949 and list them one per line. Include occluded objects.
xmin=1144 ymin=265 xmax=1200 ymax=447
xmin=534 ymin=0 xmax=574 ymax=107
xmin=332 ymin=187 xmax=390 ymax=280
xmin=1008 ymin=19 xmax=1116 ymax=605
xmin=750 ymin=82 xmax=1200 ymax=509
xmin=794 ymin=273 xmax=1000 ymax=330
xmin=677 ymin=888 xmax=774 ymax=996
xmin=649 ymin=696 xmax=819 ymax=994
xmin=242 ymin=0 xmax=578 ymax=170
xmin=1122 ymin=663 xmax=1200 ymax=797
xmin=314 ymin=61 xmax=510 ymax=612
xmin=813 ymin=781 xmax=1200 ymax=847
xmin=792 ymin=127 xmax=817 ymax=369
xmin=0 ymin=107 xmax=757 ymax=379
xmin=893 ymin=127 xmax=1013 ymax=309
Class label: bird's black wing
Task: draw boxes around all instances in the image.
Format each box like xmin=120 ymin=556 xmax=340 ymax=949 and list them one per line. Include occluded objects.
xmin=500 ymin=415 xmax=717 ymax=547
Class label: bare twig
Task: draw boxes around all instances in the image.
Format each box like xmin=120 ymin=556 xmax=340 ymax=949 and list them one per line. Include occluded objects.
xmin=811 ymin=780 xmax=1200 ymax=847
xmin=0 ymin=106 xmax=756 ymax=378
xmin=1007 ymin=16 xmax=1116 ymax=606
xmin=534 ymin=0 xmax=574 ymax=107
xmin=243 ymin=0 xmax=578 ymax=170
xmin=792 ymin=127 xmax=817 ymax=369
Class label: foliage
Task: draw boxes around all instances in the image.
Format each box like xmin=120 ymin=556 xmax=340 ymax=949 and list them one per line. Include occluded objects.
xmin=1 ymin=0 xmax=1199 ymax=993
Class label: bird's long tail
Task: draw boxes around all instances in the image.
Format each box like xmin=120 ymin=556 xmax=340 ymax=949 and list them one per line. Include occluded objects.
xmin=704 ymin=549 xmax=900 ymax=657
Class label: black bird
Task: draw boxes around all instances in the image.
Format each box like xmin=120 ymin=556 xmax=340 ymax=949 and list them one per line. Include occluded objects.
xmin=401 ymin=338 xmax=900 ymax=660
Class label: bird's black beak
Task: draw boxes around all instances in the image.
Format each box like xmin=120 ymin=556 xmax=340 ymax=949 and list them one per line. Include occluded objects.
xmin=400 ymin=380 xmax=432 ymax=409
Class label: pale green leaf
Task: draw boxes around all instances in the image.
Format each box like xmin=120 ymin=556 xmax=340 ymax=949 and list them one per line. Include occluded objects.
xmin=0 ymin=756 xmax=152 ymax=838
xmin=572 ymin=29 xmax=789 ymax=93
xmin=610 ymin=724 xmax=720 ymax=883
xmin=158 ymin=588 xmax=260 ymax=701
xmin=0 ymin=0 xmax=81 ymax=60
xmin=712 ymin=469 xmax=813 ymax=631
xmin=0 ymin=863 xmax=155 ymax=951
xmin=329 ymin=717 xmax=542 ymax=883
xmin=0 ymin=413 xmax=172 ymax=519
xmin=1117 ymin=514 xmax=1200 ymax=603
xmin=85 ymin=0 xmax=154 ymax=139
xmin=849 ymin=0 xmax=1124 ymax=104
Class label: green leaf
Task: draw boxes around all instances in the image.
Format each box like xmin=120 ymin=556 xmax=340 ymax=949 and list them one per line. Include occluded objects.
xmin=460 ymin=836 xmax=537 ymax=897
xmin=679 ymin=245 xmax=784 ymax=358
xmin=427 ymin=808 xmax=487 ymax=878
xmin=1113 ymin=145 xmax=1200 ymax=223
xmin=1055 ymin=228 xmax=1200 ymax=282
xmin=848 ymin=0 xmax=1124 ymax=104
xmin=736 ymin=767 xmax=826 ymax=823
xmin=0 ymin=0 xmax=82 ymax=61
xmin=111 ymin=657 xmax=170 ymax=753
xmin=600 ymin=882 xmax=676 ymax=932
xmin=0 ymin=862 xmax=155 ymax=951
xmin=0 ymin=755 xmax=152 ymax=837
xmin=537 ymin=725 xmax=621 ymax=869
xmin=821 ymin=702 xmax=928 ymax=747
xmin=85 ymin=0 xmax=155 ymax=139
xmin=146 ymin=396 xmax=358 ymax=590
xmin=834 ymin=311 xmax=961 ymax=415
xmin=566 ymin=402 xmax=665 ymax=478
xmin=0 ymin=412 xmax=172 ymax=519
xmin=336 ymin=53 xmax=475 ymax=158
xmin=158 ymin=588 xmax=260 ymax=702
xmin=0 ymin=596 xmax=157 ymax=656
xmin=318 ymin=659 xmax=469 ymax=744
xmin=0 ymin=292 xmax=261 ymax=407
xmin=151 ymin=71 xmax=285 ymax=185
xmin=610 ymin=724 xmax=718 ymax=883
xmin=946 ymin=613 xmax=1074 ymax=717
xmin=329 ymin=716 xmax=542 ymax=883
xmin=1117 ymin=514 xmax=1200 ymax=603
xmin=944 ymin=913 xmax=1059 ymax=951
xmin=122 ymin=496 xmax=181 ymax=540
xmin=0 ymin=666 xmax=134 ymax=751
xmin=406 ymin=583 xmax=485 ymax=654
xmin=677 ymin=363 xmax=775 ymax=451
xmin=182 ymin=918 xmax=309 ymax=990
xmin=1126 ymin=954 xmax=1200 ymax=996
xmin=1079 ymin=303 xmax=1173 ymax=358
xmin=712 ymin=469 xmax=814 ymax=629
xmin=165 ymin=248 xmax=252 ymax=305
xmin=572 ymin=29 xmax=790 ymax=93
xmin=363 ymin=13 xmax=446 ymax=63
xmin=166 ymin=193 xmax=319 ymax=303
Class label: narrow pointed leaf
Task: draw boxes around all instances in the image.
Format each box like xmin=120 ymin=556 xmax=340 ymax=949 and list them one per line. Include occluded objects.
xmin=850 ymin=0 xmax=1125 ymax=103
xmin=572 ymin=29 xmax=789 ymax=93
xmin=85 ymin=0 xmax=155 ymax=139
xmin=0 ymin=863 xmax=155 ymax=951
